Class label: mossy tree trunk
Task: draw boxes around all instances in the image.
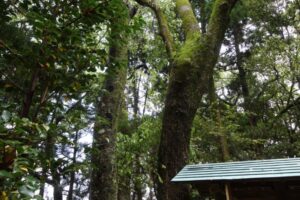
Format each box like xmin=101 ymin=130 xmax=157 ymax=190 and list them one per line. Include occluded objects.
xmin=158 ymin=2 xmax=237 ymax=199
xmin=136 ymin=0 xmax=238 ymax=199
xmin=90 ymin=2 xmax=130 ymax=200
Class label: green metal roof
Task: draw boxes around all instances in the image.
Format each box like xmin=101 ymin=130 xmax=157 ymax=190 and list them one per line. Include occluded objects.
xmin=172 ymin=157 xmax=300 ymax=183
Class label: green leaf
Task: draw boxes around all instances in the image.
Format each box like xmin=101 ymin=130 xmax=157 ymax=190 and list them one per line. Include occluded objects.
xmin=18 ymin=185 xmax=34 ymax=197
xmin=42 ymin=124 xmax=50 ymax=131
xmin=0 ymin=170 xmax=14 ymax=178
xmin=1 ymin=110 xmax=11 ymax=122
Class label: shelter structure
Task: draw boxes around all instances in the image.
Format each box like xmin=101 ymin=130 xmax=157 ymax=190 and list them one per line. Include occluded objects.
xmin=172 ymin=157 xmax=300 ymax=200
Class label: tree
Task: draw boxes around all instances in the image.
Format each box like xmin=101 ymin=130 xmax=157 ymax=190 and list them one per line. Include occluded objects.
xmin=90 ymin=1 xmax=132 ymax=199
xmin=0 ymin=0 xmax=105 ymax=198
xmin=136 ymin=0 xmax=238 ymax=199
xmin=0 ymin=0 xmax=299 ymax=199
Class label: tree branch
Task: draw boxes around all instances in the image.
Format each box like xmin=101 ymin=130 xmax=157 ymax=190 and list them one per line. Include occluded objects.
xmin=135 ymin=0 xmax=175 ymax=58
xmin=0 ymin=70 xmax=25 ymax=92
xmin=0 ymin=39 xmax=28 ymax=65
xmin=206 ymin=0 xmax=239 ymax=53
xmin=276 ymin=96 xmax=300 ymax=118
xmin=175 ymin=0 xmax=200 ymax=40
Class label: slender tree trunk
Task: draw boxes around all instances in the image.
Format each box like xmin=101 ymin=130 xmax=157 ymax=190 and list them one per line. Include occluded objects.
xmin=40 ymin=99 xmax=63 ymax=200
xmin=21 ymin=67 xmax=40 ymax=118
xmin=50 ymin=135 xmax=62 ymax=200
xmin=199 ymin=0 xmax=207 ymax=34
xmin=40 ymin=96 xmax=75 ymax=200
xmin=133 ymin=159 xmax=143 ymax=200
xmin=51 ymin=121 xmax=62 ymax=200
xmin=39 ymin=181 xmax=45 ymax=198
xmin=142 ymin=74 xmax=150 ymax=116
xmin=233 ymin=22 xmax=262 ymax=157
xmin=133 ymin=72 xmax=140 ymax=119
xmin=90 ymin=2 xmax=129 ymax=200
xmin=132 ymin=72 xmax=144 ymax=200
xmin=39 ymin=116 xmax=55 ymax=198
xmin=117 ymin=76 xmax=131 ymax=200
xmin=53 ymin=172 xmax=63 ymax=200
xmin=117 ymin=175 xmax=131 ymax=200
xmin=33 ymin=82 xmax=49 ymax=121
xmin=217 ymin=109 xmax=230 ymax=162
xmin=233 ymin=22 xmax=256 ymax=125
xmin=67 ymin=131 xmax=79 ymax=200
xmin=208 ymin=74 xmax=230 ymax=162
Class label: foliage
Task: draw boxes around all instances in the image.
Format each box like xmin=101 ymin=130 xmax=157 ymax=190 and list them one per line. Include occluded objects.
xmin=0 ymin=0 xmax=299 ymax=199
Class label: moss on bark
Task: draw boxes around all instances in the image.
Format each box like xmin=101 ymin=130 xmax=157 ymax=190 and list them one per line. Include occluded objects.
xmin=157 ymin=0 xmax=239 ymax=200
xmin=90 ymin=1 xmax=130 ymax=200
xmin=175 ymin=0 xmax=200 ymax=40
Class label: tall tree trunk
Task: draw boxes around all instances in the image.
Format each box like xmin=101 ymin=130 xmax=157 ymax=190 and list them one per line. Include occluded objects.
xmin=233 ymin=23 xmax=256 ymax=124
xmin=90 ymin=2 xmax=129 ymax=200
xmin=135 ymin=0 xmax=238 ymax=199
xmin=39 ymin=98 xmax=63 ymax=200
xmin=233 ymin=22 xmax=261 ymax=156
xmin=234 ymin=27 xmax=249 ymax=104
xmin=156 ymin=0 xmax=238 ymax=199
xmin=53 ymin=172 xmax=63 ymax=200
xmin=50 ymin=133 xmax=62 ymax=199
xmin=132 ymin=72 xmax=144 ymax=200
xmin=117 ymin=77 xmax=131 ymax=200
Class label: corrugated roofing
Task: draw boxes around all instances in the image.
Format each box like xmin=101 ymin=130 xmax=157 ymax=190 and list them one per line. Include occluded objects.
xmin=172 ymin=157 xmax=300 ymax=182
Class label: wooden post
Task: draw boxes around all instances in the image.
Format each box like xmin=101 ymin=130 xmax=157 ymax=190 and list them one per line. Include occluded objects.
xmin=225 ymin=183 xmax=233 ymax=200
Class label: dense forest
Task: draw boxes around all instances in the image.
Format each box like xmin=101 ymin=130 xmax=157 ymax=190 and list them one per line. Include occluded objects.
xmin=0 ymin=0 xmax=299 ymax=199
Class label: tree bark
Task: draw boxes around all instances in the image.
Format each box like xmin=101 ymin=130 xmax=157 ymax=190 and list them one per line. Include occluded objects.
xmin=134 ymin=0 xmax=237 ymax=199
xmin=132 ymin=72 xmax=144 ymax=200
xmin=53 ymin=172 xmax=63 ymax=200
xmin=156 ymin=0 xmax=238 ymax=199
xmin=117 ymin=175 xmax=131 ymax=200
xmin=21 ymin=67 xmax=40 ymax=118
xmin=90 ymin=2 xmax=129 ymax=200
xmin=233 ymin=23 xmax=250 ymax=109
